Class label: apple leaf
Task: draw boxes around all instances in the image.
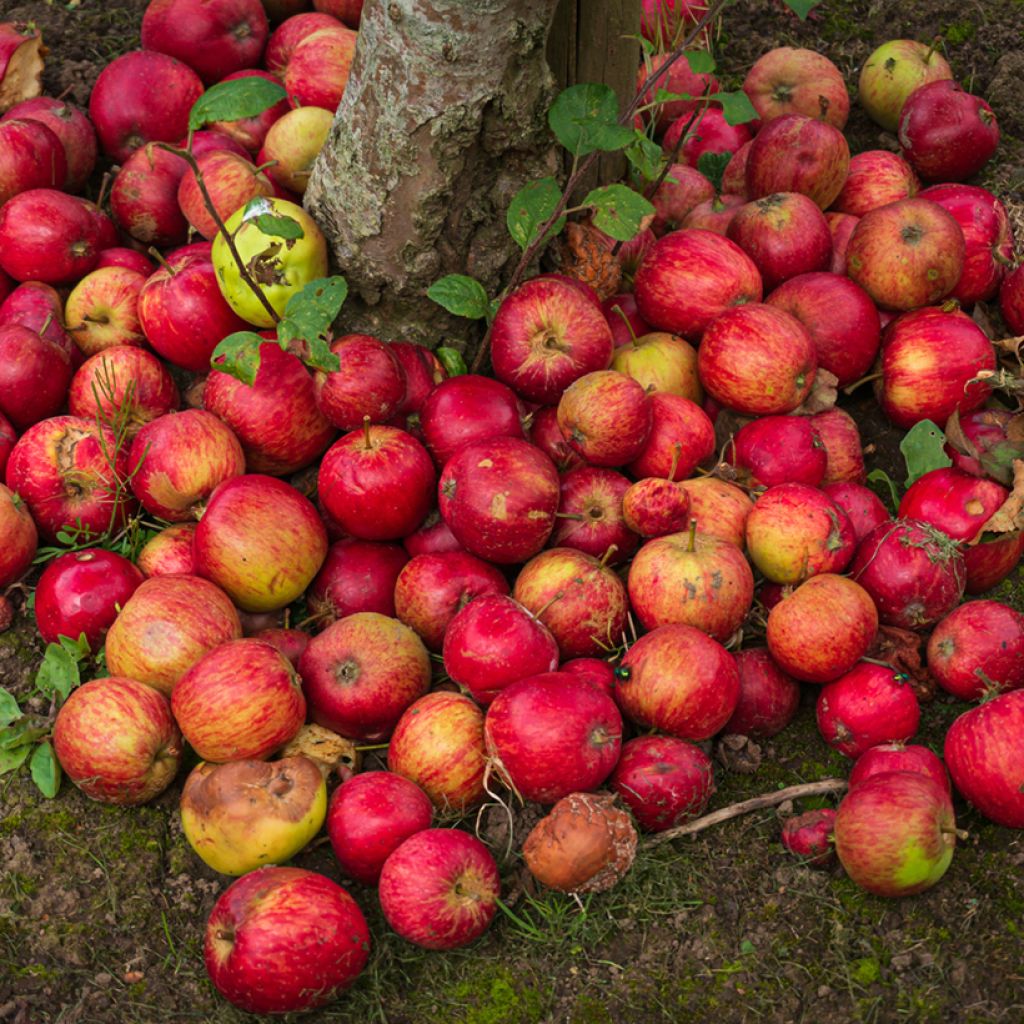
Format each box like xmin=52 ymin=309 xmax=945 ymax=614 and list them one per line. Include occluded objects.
xmin=780 ymin=0 xmax=824 ymax=19
xmin=30 ymin=740 xmax=60 ymax=799
xmin=35 ymin=642 xmax=82 ymax=704
xmin=435 ymin=346 xmax=467 ymax=378
xmin=427 ymin=275 xmax=492 ymax=321
xmin=0 ymin=743 xmax=31 ymax=775
xmin=507 ymin=177 xmax=565 ymax=252
xmin=901 ymin=419 xmax=953 ymax=488
xmin=683 ymin=50 xmax=716 ymax=74
xmin=210 ymin=330 xmax=268 ymax=387
xmin=249 ymin=213 xmax=304 ymax=240
xmin=583 ymin=184 xmax=655 ymax=242
xmin=189 ymin=77 xmax=287 ymax=132
xmin=697 ymin=151 xmax=731 ymax=192
xmin=625 ymin=132 xmax=665 ymax=183
xmin=716 ymin=90 xmax=760 ymax=126
xmin=279 ymin=276 xmax=347 ymax=345
xmin=0 ymin=689 xmax=21 ymax=729
xmin=548 ymin=84 xmax=634 ymax=157
xmin=299 ymin=334 xmax=342 ymax=376
xmin=867 ymin=469 xmax=900 ymax=513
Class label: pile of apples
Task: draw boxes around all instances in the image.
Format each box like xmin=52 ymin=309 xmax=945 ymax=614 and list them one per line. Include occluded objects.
xmin=2 ymin=0 xmax=1024 ymax=1014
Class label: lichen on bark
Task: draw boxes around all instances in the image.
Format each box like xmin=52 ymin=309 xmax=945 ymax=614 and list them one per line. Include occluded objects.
xmin=304 ymin=0 xmax=563 ymax=355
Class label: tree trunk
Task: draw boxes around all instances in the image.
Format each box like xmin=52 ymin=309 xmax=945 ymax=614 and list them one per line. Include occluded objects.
xmin=305 ymin=0 xmax=562 ymax=352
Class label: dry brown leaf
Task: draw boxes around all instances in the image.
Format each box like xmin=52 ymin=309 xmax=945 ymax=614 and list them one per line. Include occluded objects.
xmin=979 ymin=458 xmax=1024 ymax=536
xmin=794 ymin=368 xmax=839 ymax=415
xmin=551 ymin=221 xmax=622 ymax=301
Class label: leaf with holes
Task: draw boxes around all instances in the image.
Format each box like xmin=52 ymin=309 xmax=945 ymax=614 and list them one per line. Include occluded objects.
xmin=901 ymin=419 xmax=953 ymax=488
xmin=210 ymin=331 xmax=269 ymax=387
xmin=30 ymin=741 xmax=60 ymax=799
xmin=548 ymin=83 xmax=634 ymax=156
xmin=427 ymin=275 xmax=492 ymax=321
xmin=583 ymin=184 xmax=655 ymax=242
xmin=278 ymin=276 xmax=348 ymax=346
xmin=717 ymin=89 xmax=760 ymax=126
xmin=507 ymin=178 xmax=565 ymax=252
xmin=189 ymin=77 xmax=287 ymax=131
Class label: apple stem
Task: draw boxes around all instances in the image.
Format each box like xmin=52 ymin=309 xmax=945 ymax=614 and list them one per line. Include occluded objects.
xmin=687 ymin=518 xmax=697 ymax=552
xmin=95 ymin=170 xmax=112 ymax=211
xmin=254 ymin=159 xmax=278 ymax=176
xmin=924 ymin=34 xmax=941 ymax=64
xmin=532 ymin=590 xmax=565 ymax=621
xmin=554 ymin=511 xmax=586 ymax=521
xmin=841 ymin=370 xmax=883 ymax=396
xmin=942 ymin=826 xmax=970 ymax=841
xmin=39 ymin=313 xmax=53 ymax=336
xmin=362 ymin=415 xmax=372 ymax=449
xmin=610 ymin=304 xmax=638 ymax=345
xmin=668 ymin=442 xmax=682 ymax=482
xmin=148 ymin=246 xmax=177 ymax=276
xmin=648 ymin=778 xmax=849 ymax=847
xmin=598 ymin=544 xmax=618 ymax=569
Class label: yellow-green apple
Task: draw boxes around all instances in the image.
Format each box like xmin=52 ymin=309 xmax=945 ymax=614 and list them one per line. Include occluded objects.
xmin=650 ymin=163 xmax=715 ymax=236
xmin=858 ymin=39 xmax=952 ymax=131
xmin=439 ymin=436 xmax=559 ymax=563
xmin=204 ymin=866 xmax=370 ymax=1014
xmin=616 ymin=624 xmax=739 ymax=739
xmin=729 ymin=414 xmax=826 ymax=488
xmin=105 ymin=574 xmax=242 ymax=694
xmin=846 ymin=198 xmax=964 ymax=311
xmin=178 ymin=150 xmax=274 ymax=241
xmin=723 ymin=647 xmax=800 ymax=737
xmin=284 ymin=24 xmax=357 ymax=110
xmin=610 ymin=330 xmax=702 ymax=402
xmin=549 ymin=467 xmax=638 ymax=564
xmin=212 ymin=197 xmax=328 ymax=327
xmin=633 ymin=228 xmax=762 ymax=340
xmin=110 ymin=142 xmax=189 ymax=247
xmin=88 ymin=50 xmax=204 ymax=162
xmin=746 ymin=114 xmax=849 ymax=210
xmin=388 ymin=691 xmax=488 ymax=813
xmin=181 ymin=755 xmax=326 ymax=874
xmin=393 ymin=551 xmax=508 ymax=652
xmin=678 ymin=477 xmax=753 ymax=548
xmin=742 ymin=46 xmax=849 ymax=127
xmin=212 ymin=69 xmax=289 ymax=153
xmin=557 ymin=371 xmax=652 ymax=467
xmin=697 ymin=304 xmax=816 ymax=416
xmin=64 ymin=266 xmax=147 ymax=356
xmin=513 ymin=547 xmax=629 ymax=658
xmin=2 ymin=97 xmax=97 ymax=193
xmin=443 ymin=593 xmax=559 ymax=705
xmin=0 ymin=484 xmax=36 ymax=588
xmin=811 ymin=408 xmax=866 ymax=485
xmin=627 ymin=524 xmax=753 ymax=640
xmin=136 ymin=523 xmax=197 ymax=577
xmin=834 ymin=771 xmax=956 ymax=896
xmin=327 ymin=771 xmax=433 ymax=885
xmin=313 ymin=333 xmax=407 ymax=431
xmin=832 ymin=150 xmax=919 ymax=217
xmin=489 ymin=276 xmax=613 ymax=404
xmin=258 ymin=104 xmax=332 ymax=193
xmin=194 ymin=473 xmax=328 ymax=612
xmin=69 ymin=346 xmax=179 ymax=438
xmin=264 ymin=12 xmax=338 ymax=74
xmin=4 ymin=415 xmax=135 ymax=541
xmin=0 ymin=117 xmax=66 ymax=204
xmin=52 ymin=677 xmax=182 ymax=804
xmin=746 ymin=482 xmax=856 ymax=584
xmin=299 ymin=611 xmax=431 ymax=740
xmin=0 ymin=323 xmax=73 ymax=430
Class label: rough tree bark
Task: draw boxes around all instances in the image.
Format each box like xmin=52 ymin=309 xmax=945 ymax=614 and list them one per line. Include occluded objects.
xmin=304 ymin=0 xmax=562 ymax=352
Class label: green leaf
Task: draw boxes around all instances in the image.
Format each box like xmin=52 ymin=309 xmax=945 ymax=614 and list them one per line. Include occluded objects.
xmin=548 ymin=84 xmax=634 ymax=157
xmin=901 ymin=419 xmax=953 ymax=488
xmin=867 ymin=469 xmax=900 ymax=513
xmin=57 ymin=632 xmax=90 ymax=660
xmin=506 ymin=178 xmax=565 ymax=252
xmin=35 ymin=643 xmax=80 ymax=703
xmin=30 ymin=741 xmax=60 ymax=799
xmin=624 ymin=133 xmax=665 ymax=183
xmin=250 ymin=213 xmax=304 ymax=240
xmin=583 ymin=184 xmax=655 ymax=242
xmin=780 ymin=0 xmax=824 ymax=19
xmin=716 ymin=90 xmax=760 ymax=126
xmin=189 ymin=77 xmax=288 ymax=131
xmin=435 ymin=347 xmax=467 ymax=378
xmin=683 ymin=50 xmax=716 ymax=75
xmin=301 ymin=334 xmax=342 ymax=375
xmin=427 ymin=275 xmax=492 ymax=321
xmin=210 ymin=331 xmax=269 ymax=387
xmin=278 ymin=276 xmax=348 ymax=344
xmin=697 ymin=151 xmax=732 ymax=193
xmin=0 ymin=744 xmax=30 ymax=774
xmin=0 ymin=689 xmax=21 ymax=729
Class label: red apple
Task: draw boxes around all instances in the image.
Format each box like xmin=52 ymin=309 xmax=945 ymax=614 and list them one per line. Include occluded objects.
xmin=821 ymin=481 xmax=890 ymax=544
xmin=637 ymin=51 xmax=719 ymax=133
xmin=178 ymin=150 xmax=274 ymax=241
xmin=640 ymin=0 xmax=709 ymax=48
xmin=678 ymin=477 xmax=753 ymax=548
xmin=284 ymin=24 xmax=357 ymax=110
xmin=1000 ymin=264 xmax=1024 ymax=334
xmin=549 ymin=466 xmax=636 ymax=563
xmin=898 ymin=466 xmax=1006 ymax=544
xmin=722 ymin=140 xmax=752 ymax=198
xmin=313 ymin=333 xmax=407 ymax=431
xmin=2 ymin=97 xmax=97 ymax=193
xmin=742 ymin=46 xmax=849 ymax=127
xmin=0 ymin=281 xmax=74 ymax=358
xmin=64 ymin=266 xmax=147 ymax=357
xmin=560 ymin=657 xmax=616 ymax=699
xmin=308 ymin=539 xmax=409 ymax=626
xmin=812 ymin=408 xmax=867 ymax=485
xmin=729 ymin=414 xmax=826 ymax=489
xmin=667 ymin=105 xmax=752 ymax=166
xmin=0 ymin=23 xmax=44 ymax=114
xmin=848 ymin=743 xmax=950 ymax=795
xmin=826 ymin=210 xmax=858 ymax=273
xmin=650 ymin=163 xmax=715 ymax=236
xmin=0 ymin=117 xmax=66 ymax=204
xmin=402 ymin=509 xmax=464 ymax=557
xmin=213 ymin=69 xmax=290 ymax=153
xmin=110 ymin=143 xmax=189 ymax=248
xmin=0 ymin=323 xmax=73 ymax=430
xmin=0 ymin=483 xmax=36 ymax=589
xmin=682 ymin=193 xmax=744 ymax=234
xmin=264 ymin=11 xmax=339 ymax=74
xmin=781 ymin=809 xmax=837 ymax=868
xmin=832 ymin=150 xmax=919 ymax=217
xmin=388 ymin=341 xmax=446 ymax=419
xmin=0 ymin=414 xmax=15 ymax=479
xmin=557 ymin=370 xmax=652 ymax=467
xmin=723 ymin=647 xmax=800 ymax=737
xmin=622 ymin=476 xmax=689 ymax=537
xmin=858 ymin=39 xmax=953 ymax=131
xmin=137 ymin=523 xmax=198 ymax=577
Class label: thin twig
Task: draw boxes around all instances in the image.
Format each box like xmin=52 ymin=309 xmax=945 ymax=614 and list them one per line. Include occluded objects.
xmin=646 ymin=778 xmax=848 ymax=847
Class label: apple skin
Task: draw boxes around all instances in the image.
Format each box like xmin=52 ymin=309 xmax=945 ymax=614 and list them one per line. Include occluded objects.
xmin=178 ymin=150 xmax=274 ymax=241
xmin=314 ymin=0 xmax=363 ymax=25
xmin=898 ymin=466 xmax=1006 ymax=544
xmin=726 ymin=192 xmax=833 ymax=292
xmin=846 ymin=198 xmax=965 ymax=312
xmin=264 ymin=12 xmax=339 ymax=73
xmin=195 ymin=474 xmax=328 ymax=613
xmin=633 ymin=228 xmax=763 ymax=341
xmin=816 ymin=663 xmax=920 ymax=759
xmin=610 ymin=331 xmax=702 ymax=403
xmin=181 ymin=755 xmax=326 ymax=875
xmin=628 ymin=529 xmax=754 ymax=641
xmin=136 ymin=523 xmax=198 ymax=577
xmin=549 ymin=466 xmax=637 ymax=564
xmin=742 ymin=46 xmax=849 ymax=127
xmin=745 ymin=114 xmax=850 ymax=210
xmin=484 ymin=672 xmax=622 ymax=804
xmin=848 ymin=743 xmax=951 ymax=796
xmin=683 ymin=193 xmax=745 ymax=235
xmin=0 ymin=419 xmax=16 ymax=486
xmin=781 ymin=808 xmax=837 ymax=868
xmin=821 ymin=482 xmax=890 ymax=545
xmin=610 ymin=735 xmax=715 ymax=832
xmin=1 ymin=98 xmax=97 ymax=194
xmin=745 ymin=483 xmax=856 ymax=585
xmin=439 ymin=436 xmax=559 ymax=564
xmin=529 ymin=405 xmax=585 ymax=473
xmin=284 ymin=24 xmax=358 ymax=110
xmin=729 ymin=415 xmax=826 ymax=489
xmin=812 ymin=408 xmax=866 ymax=486
xmin=172 ymin=638 xmax=306 ymax=762
xmin=388 ymin=341 xmax=446 ymax=419
xmin=616 ymin=624 xmax=739 ymax=741
xmin=766 ymin=574 xmax=878 ymax=684
xmin=319 ymin=424 xmax=436 ymax=541
xmin=858 ymin=39 xmax=953 ymax=132
xmin=963 ymin=533 xmax=1024 ymax=596
xmin=313 ymin=334 xmax=407 ymax=431
xmin=557 ymin=371 xmax=652 ymax=468
xmin=388 ymin=691 xmax=488 ymax=813
xmin=204 ymin=866 xmax=370 ymax=1015
xmin=834 ymin=771 xmax=955 ymax=897
xmin=258 ymin=104 xmax=332 ymax=192
xmin=513 ymin=547 xmax=629 ymax=659
xmin=678 ymin=477 xmax=753 ymax=549
xmin=309 ymin=539 xmax=410 ymax=626
xmin=723 ymin=647 xmax=800 ymax=738
xmin=826 ymin=211 xmax=858 ymax=274
xmin=560 ymin=657 xmax=616 ymax=699
xmin=1000 ymin=265 xmax=1024 ymax=334
xmin=53 ymin=677 xmax=183 ymax=805
xmin=622 ymin=477 xmax=689 ymax=538
xmin=0 ymin=323 xmax=73 ymax=431
xmin=944 ymin=690 xmax=1024 ymax=828
xmin=88 ymin=50 xmax=205 ymax=163
xmin=34 ymin=549 xmax=144 ymax=649
xmin=0 ymin=117 xmax=67 ymax=204
xmin=64 ymin=266 xmax=147 ymax=357
xmin=299 ymin=612 xmax=432 ymax=741
xmin=490 ymin=276 xmax=614 ymax=404
xmin=877 ymin=307 xmax=993 ymax=429
xmin=205 ymin=342 xmax=335 ymax=474
xmin=393 ymin=551 xmax=509 ymax=652
xmin=926 ymin=600 xmax=1024 ymax=701
xmin=650 ymin=163 xmax=715 ymax=236
xmin=110 ymin=142 xmax=189 ymax=248
xmin=697 ymin=304 xmax=817 ymax=416
xmin=4 ymin=415 xmax=135 ymax=542
xmin=0 ymin=484 xmax=37 ymax=589
xmin=379 ymin=829 xmax=500 ymax=950
xmin=832 ymin=150 xmax=919 ymax=218
xmin=0 ymin=281 xmax=75 ymax=360
xmin=327 ymin=771 xmax=434 ymax=885
xmin=105 ymin=575 xmax=242 ymax=696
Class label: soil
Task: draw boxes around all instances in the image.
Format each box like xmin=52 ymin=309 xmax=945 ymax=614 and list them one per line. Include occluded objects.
xmin=2 ymin=1 xmax=1024 ymax=1023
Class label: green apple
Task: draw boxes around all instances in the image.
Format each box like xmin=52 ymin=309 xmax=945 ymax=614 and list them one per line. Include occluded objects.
xmin=858 ymin=40 xmax=952 ymax=132
xmin=260 ymin=106 xmax=334 ymax=195
xmin=212 ymin=197 xmax=328 ymax=328
xmin=180 ymin=755 xmax=327 ymax=875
